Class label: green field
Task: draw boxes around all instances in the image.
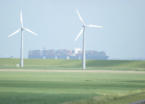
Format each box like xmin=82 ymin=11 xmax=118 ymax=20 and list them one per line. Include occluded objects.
xmin=0 ymin=58 xmax=145 ymax=104
xmin=1 ymin=58 xmax=145 ymax=71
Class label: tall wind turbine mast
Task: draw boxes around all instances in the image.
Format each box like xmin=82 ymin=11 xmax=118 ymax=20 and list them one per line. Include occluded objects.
xmin=8 ymin=10 xmax=38 ymax=68
xmin=75 ymin=9 xmax=103 ymax=70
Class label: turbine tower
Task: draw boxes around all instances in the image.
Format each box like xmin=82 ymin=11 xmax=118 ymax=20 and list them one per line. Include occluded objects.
xmin=8 ymin=10 xmax=38 ymax=68
xmin=75 ymin=9 xmax=103 ymax=70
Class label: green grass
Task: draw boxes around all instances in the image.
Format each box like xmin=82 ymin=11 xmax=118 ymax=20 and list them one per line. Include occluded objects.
xmin=0 ymin=72 xmax=145 ymax=104
xmin=0 ymin=58 xmax=145 ymax=104
xmin=66 ymin=92 xmax=145 ymax=104
xmin=0 ymin=58 xmax=145 ymax=71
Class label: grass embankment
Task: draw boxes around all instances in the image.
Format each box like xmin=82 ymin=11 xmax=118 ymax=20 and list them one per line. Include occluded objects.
xmin=0 ymin=58 xmax=145 ymax=71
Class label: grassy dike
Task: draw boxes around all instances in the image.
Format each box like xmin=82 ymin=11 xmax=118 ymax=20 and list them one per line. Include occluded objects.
xmin=0 ymin=58 xmax=145 ymax=70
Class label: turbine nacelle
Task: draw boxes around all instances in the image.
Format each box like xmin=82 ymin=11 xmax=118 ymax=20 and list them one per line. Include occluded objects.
xmin=8 ymin=10 xmax=38 ymax=38
xmin=75 ymin=9 xmax=103 ymax=41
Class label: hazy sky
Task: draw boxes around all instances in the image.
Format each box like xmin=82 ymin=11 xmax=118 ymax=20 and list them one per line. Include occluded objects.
xmin=0 ymin=0 xmax=145 ymax=59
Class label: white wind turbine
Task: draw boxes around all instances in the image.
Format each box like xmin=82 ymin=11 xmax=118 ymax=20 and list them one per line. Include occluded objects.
xmin=75 ymin=9 xmax=103 ymax=70
xmin=8 ymin=10 xmax=38 ymax=68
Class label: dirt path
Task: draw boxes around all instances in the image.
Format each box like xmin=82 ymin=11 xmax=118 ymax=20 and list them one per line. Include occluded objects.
xmin=0 ymin=69 xmax=145 ymax=74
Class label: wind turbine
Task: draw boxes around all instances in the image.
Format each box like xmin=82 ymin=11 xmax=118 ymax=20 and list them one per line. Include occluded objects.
xmin=8 ymin=10 xmax=38 ymax=68
xmin=75 ymin=9 xmax=103 ymax=70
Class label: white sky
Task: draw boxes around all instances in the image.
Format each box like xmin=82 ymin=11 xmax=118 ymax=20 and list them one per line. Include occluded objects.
xmin=0 ymin=0 xmax=145 ymax=59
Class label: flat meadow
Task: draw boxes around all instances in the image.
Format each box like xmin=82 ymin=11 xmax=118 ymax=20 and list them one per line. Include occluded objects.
xmin=0 ymin=58 xmax=145 ymax=104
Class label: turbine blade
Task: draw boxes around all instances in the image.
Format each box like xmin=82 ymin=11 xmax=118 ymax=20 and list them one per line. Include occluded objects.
xmin=20 ymin=9 xmax=23 ymax=27
xmin=8 ymin=29 xmax=20 ymax=38
xmin=23 ymin=27 xmax=38 ymax=36
xmin=75 ymin=28 xmax=84 ymax=41
xmin=76 ymin=9 xmax=86 ymax=25
xmin=86 ymin=24 xmax=103 ymax=28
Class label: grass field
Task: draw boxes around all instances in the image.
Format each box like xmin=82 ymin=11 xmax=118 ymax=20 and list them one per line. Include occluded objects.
xmin=0 ymin=58 xmax=145 ymax=104
xmin=1 ymin=58 xmax=145 ymax=71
